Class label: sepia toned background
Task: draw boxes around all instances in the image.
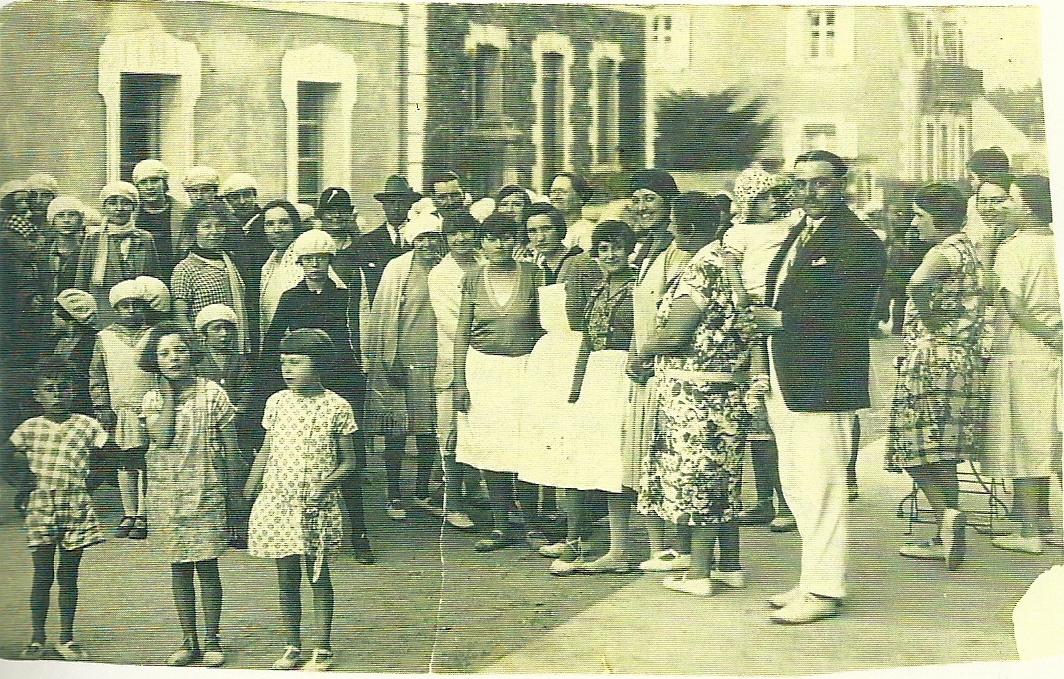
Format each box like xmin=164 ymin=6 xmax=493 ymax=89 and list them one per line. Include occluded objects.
xmin=0 ymin=1 xmax=1060 ymax=677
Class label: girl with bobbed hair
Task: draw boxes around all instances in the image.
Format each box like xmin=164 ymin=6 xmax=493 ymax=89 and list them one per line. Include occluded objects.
xmin=981 ymin=174 xmax=1062 ymax=554
xmin=886 ymin=182 xmax=989 ymax=570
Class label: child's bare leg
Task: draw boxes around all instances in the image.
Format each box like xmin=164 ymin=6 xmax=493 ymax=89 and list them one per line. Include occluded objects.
xmin=305 ymin=556 xmax=334 ymax=651
xmin=30 ymin=544 xmax=57 ymax=644
xmin=56 ymin=548 xmax=84 ymax=644
xmin=276 ymin=555 xmax=302 ymax=648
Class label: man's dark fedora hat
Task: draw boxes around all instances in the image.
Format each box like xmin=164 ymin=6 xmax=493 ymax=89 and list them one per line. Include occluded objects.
xmin=374 ymin=175 xmax=421 ymax=202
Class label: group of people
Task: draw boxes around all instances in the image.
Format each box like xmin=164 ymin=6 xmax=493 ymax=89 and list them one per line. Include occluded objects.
xmin=0 ymin=144 xmax=1059 ymax=669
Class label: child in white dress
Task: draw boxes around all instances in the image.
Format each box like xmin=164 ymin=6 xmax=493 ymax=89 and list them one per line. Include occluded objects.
xmin=245 ymin=328 xmax=357 ymax=672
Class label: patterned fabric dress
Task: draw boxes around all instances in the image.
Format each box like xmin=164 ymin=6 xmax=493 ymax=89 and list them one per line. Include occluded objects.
xmin=886 ymin=233 xmax=988 ymax=471
xmin=248 ymin=389 xmax=356 ymax=559
xmin=637 ymin=243 xmax=753 ymax=526
xmin=143 ymin=379 xmax=235 ymax=563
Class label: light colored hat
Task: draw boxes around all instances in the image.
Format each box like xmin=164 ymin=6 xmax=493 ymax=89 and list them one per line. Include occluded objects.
xmin=1 ymin=179 xmax=30 ymax=199
xmin=528 ymin=190 xmax=552 ymax=204
xmin=181 ymin=165 xmax=220 ymax=189
xmin=732 ymin=163 xmax=789 ymax=224
xmin=220 ymin=172 xmax=258 ymax=196
xmin=135 ymin=276 xmax=171 ymax=312
xmin=132 ymin=159 xmax=170 ymax=184
xmin=47 ymin=196 xmax=87 ymax=224
xmin=291 ymin=229 xmax=337 ymax=259
xmin=26 ymin=173 xmax=59 ymax=194
xmin=108 ymin=279 xmax=145 ymax=307
xmin=55 ymin=288 xmax=98 ymax=326
xmin=295 ymin=202 xmax=317 ymax=222
xmin=407 ymin=196 xmax=437 ymax=221
xmin=194 ymin=303 xmax=238 ymax=331
xmin=404 ymin=208 xmax=443 ymax=244
xmin=99 ymin=181 xmax=139 ymax=205
xmin=468 ymin=197 xmax=495 ymax=223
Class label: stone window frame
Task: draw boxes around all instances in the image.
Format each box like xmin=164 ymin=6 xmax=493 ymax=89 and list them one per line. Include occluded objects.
xmin=589 ymin=41 xmax=623 ymax=171
xmin=281 ymin=43 xmax=358 ymax=203
xmin=531 ymin=31 xmax=575 ymax=193
xmin=98 ymin=29 xmax=201 ymax=184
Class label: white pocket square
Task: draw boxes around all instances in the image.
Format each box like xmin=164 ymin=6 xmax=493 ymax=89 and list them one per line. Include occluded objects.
xmin=811 ymin=257 xmax=828 ymax=267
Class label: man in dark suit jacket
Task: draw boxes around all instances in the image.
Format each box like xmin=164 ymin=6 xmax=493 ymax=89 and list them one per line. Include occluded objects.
xmin=353 ymin=176 xmax=419 ymax=304
xmin=752 ymin=150 xmax=886 ymax=624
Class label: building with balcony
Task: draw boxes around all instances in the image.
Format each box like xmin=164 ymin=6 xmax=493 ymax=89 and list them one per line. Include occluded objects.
xmin=647 ymin=5 xmax=987 ymax=207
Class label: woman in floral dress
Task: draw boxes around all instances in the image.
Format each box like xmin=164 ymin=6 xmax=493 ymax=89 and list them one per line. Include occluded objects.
xmin=140 ymin=322 xmax=239 ymax=667
xmin=635 ymin=192 xmax=753 ymax=597
xmin=886 ymin=183 xmax=988 ymax=571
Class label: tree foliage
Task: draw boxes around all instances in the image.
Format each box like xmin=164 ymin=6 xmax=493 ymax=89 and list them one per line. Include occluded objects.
xmin=655 ymin=89 xmax=775 ymax=171
xmin=985 ymin=80 xmax=1045 ymax=141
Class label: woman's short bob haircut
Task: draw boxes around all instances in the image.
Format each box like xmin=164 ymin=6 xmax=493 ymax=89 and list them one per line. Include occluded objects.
xmin=913 ymin=182 xmax=967 ymax=234
xmin=671 ymin=191 xmax=722 ymax=240
xmin=249 ymin=199 xmax=307 ymax=237
xmin=479 ymin=212 xmax=521 ymax=242
xmin=1011 ymin=174 xmax=1053 ymax=225
xmin=589 ymin=219 xmax=637 ymax=258
xmin=138 ymin=321 xmax=206 ymax=375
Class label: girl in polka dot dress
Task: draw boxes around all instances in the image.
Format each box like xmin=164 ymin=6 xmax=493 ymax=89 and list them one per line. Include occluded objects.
xmin=244 ymin=329 xmax=357 ymax=672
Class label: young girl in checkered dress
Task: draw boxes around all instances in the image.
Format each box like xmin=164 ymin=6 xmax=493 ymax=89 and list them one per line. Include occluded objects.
xmin=244 ymin=328 xmax=358 ymax=672
xmin=11 ymin=357 xmax=108 ymax=662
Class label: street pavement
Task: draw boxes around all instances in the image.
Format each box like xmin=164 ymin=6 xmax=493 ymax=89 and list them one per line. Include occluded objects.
xmin=0 ymin=336 xmax=1061 ymax=676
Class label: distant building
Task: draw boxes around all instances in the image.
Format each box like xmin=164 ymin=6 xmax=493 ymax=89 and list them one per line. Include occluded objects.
xmin=0 ymin=0 xmax=412 ymax=216
xmin=972 ymin=98 xmax=1049 ymax=174
xmin=647 ymin=5 xmax=985 ymax=206
xmin=421 ymin=3 xmax=647 ymax=196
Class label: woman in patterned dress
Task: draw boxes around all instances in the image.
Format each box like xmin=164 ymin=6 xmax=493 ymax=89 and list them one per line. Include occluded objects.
xmin=886 ymin=183 xmax=989 ymax=571
xmin=139 ymin=322 xmax=239 ymax=667
xmin=635 ymin=192 xmax=754 ymax=597
xmin=244 ymin=329 xmax=357 ymax=672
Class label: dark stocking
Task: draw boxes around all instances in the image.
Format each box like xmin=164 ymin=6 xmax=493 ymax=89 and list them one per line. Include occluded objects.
xmin=383 ymin=434 xmax=405 ymax=501
xmin=195 ymin=559 xmax=222 ymax=640
xmin=56 ymin=548 xmax=83 ymax=643
xmin=414 ymin=434 xmax=437 ymax=499
xmin=716 ymin=521 xmax=741 ymax=572
xmin=276 ymin=555 xmax=302 ymax=648
xmin=170 ymin=562 xmax=199 ymax=647
xmin=482 ymin=469 xmax=516 ymax=532
xmin=29 ymin=544 xmax=57 ymax=643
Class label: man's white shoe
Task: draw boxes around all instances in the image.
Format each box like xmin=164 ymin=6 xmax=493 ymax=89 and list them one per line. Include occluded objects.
xmin=767 ymin=585 xmax=803 ymax=609
xmin=770 ymin=593 xmax=840 ymax=624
